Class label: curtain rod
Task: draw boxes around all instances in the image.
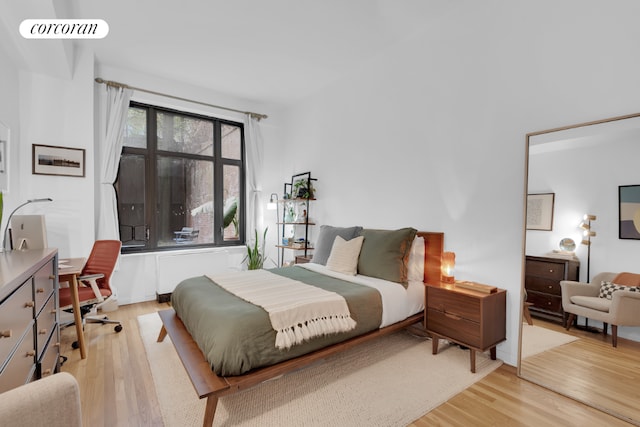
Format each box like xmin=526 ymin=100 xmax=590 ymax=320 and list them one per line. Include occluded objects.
xmin=94 ymin=77 xmax=268 ymax=121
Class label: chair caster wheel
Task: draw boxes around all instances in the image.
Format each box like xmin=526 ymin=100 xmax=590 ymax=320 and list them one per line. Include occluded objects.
xmin=115 ymin=324 xmax=123 ymax=333
xmin=72 ymin=341 xmax=79 ymax=349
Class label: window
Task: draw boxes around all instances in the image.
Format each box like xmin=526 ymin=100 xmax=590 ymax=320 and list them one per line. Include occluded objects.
xmin=116 ymin=102 xmax=245 ymax=252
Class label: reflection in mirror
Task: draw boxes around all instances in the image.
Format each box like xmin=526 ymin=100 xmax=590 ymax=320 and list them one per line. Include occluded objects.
xmin=519 ymin=113 xmax=640 ymax=425
xmin=0 ymin=121 xmax=8 ymax=193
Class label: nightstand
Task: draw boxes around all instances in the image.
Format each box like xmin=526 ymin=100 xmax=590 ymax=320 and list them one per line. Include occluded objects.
xmin=425 ymin=282 xmax=506 ymax=373
xmin=295 ymin=255 xmax=313 ymax=264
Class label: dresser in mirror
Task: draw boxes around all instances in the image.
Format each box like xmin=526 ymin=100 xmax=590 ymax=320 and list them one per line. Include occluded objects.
xmin=519 ymin=112 xmax=640 ymax=424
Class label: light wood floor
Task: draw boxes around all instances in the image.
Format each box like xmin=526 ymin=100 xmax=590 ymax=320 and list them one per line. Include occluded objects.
xmin=60 ymin=301 xmax=633 ymax=426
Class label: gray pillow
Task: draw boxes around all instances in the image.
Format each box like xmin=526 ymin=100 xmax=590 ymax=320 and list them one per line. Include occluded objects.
xmin=357 ymin=228 xmax=417 ymax=285
xmin=312 ymin=225 xmax=363 ymax=265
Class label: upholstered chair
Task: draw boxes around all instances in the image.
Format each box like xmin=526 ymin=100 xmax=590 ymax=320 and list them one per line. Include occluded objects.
xmin=561 ymin=272 xmax=640 ymax=347
xmin=0 ymin=372 xmax=82 ymax=427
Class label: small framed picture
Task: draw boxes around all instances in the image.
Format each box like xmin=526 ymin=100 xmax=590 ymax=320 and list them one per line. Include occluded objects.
xmin=526 ymin=193 xmax=555 ymax=231
xmin=619 ymin=185 xmax=640 ymax=240
xmin=32 ymin=144 xmax=85 ymax=177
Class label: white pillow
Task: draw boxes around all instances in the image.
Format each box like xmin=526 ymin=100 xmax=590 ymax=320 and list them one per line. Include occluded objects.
xmin=407 ymin=236 xmax=425 ymax=282
xmin=326 ymin=235 xmax=365 ymax=275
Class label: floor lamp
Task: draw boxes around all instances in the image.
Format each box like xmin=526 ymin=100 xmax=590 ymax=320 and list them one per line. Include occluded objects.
xmin=580 ymin=214 xmax=596 ymax=282
xmin=266 ymin=193 xmax=280 ymax=266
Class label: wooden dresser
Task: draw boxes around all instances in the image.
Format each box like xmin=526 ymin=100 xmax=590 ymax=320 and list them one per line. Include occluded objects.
xmin=425 ymin=282 xmax=506 ymax=373
xmin=524 ymin=255 xmax=579 ymax=322
xmin=0 ymin=248 xmax=59 ymax=393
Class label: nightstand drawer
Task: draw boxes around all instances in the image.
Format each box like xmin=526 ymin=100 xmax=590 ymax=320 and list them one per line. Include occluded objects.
xmin=427 ymin=308 xmax=481 ymax=348
xmin=427 ymin=286 xmax=480 ymax=323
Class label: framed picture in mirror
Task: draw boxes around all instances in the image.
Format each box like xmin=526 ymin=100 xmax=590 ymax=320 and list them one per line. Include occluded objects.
xmin=526 ymin=193 xmax=554 ymax=231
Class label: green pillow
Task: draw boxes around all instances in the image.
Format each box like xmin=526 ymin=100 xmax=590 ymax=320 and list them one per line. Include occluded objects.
xmin=357 ymin=228 xmax=417 ymax=285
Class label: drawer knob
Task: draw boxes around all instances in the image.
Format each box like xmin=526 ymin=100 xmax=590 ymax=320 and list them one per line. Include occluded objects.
xmin=548 ymin=285 xmax=553 ymax=289
xmin=26 ymin=350 xmax=36 ymax=357
xmin=549 ymin=269 xmax=554 ymax=273
xmin=0 ymin=330 xmax=12 ymax=338
xmin=36 ymin=287 xmax=45 ymax=293
xmin=39 ymin=329 xmax=48 ymax=335
xmin=25 ymin=301 xmax=35 ymax=308
xmin=42 ymin=368 xmax=52 ymax=376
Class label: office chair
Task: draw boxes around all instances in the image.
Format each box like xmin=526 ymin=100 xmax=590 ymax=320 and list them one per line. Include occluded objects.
xmin=59 ymin=240 xmax=123 ymax=349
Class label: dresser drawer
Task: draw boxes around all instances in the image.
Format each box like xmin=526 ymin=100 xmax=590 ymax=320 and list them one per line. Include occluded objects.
xmin=526 ymin=259 xmax=566 ymax=280
xmin=427 ymin=286 xmax=480 ymax=323
xmin=38 ymin=324 xmax=59 ymax=378
xmin=525 ymin=276 xmax=561 ymax=296
xmin=33 ymin=259 xmax=55 ymax=316
xmin=0 ymin=325 xmax=36 ymax=394
xmin=35 ymin=294 xmax=57 ymax=360
xmin=0 ymin=282 xmax=35 ymax=366
xmin=427 ymin=308 xmax=481 ymax=348
xmin=527 ymin=291 xmax=562 ymax=313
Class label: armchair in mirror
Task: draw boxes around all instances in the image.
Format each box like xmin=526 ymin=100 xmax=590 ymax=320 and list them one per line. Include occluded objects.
xmin=519 ymin=112 xmax=640 ymax=425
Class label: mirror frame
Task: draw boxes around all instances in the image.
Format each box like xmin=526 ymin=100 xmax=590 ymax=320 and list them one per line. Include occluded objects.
xmin=0 ymin=120 xmax=8 ymax=193
xmin=518 ymin=111 xmax=640 ymax=421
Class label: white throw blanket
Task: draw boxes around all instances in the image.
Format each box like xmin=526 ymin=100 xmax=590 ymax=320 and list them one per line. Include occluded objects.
xmin=207 ymin=269 xmax=357 ymax=349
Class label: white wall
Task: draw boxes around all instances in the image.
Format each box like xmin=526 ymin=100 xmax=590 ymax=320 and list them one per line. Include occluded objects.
xmin=263 ymin=0 xmax=640 ymax=366
xmin=16 ymin=48 xmax=96 ymax=258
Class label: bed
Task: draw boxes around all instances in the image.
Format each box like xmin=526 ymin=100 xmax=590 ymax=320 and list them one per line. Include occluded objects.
xmin=157 ymin=229 xmax=444 ymax=426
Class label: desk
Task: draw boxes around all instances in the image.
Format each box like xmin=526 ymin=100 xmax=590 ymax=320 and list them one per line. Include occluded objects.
xmin=58 ymin=258 xmax=87 ymax=359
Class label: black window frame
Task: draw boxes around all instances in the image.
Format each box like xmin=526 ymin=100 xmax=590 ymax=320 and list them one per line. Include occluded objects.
xmin=116 ymin=101 xmax=246 ymax=253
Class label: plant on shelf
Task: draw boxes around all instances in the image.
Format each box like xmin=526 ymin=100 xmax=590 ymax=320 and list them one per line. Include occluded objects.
xmin=293 ymin=178 xmax=315 ymax=199
xmin=244 ymin=227 xmax=270 ymax=270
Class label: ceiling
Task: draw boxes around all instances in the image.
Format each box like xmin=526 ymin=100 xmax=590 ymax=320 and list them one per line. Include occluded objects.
xmin=1 ymin=1 xmax=454 ymax=106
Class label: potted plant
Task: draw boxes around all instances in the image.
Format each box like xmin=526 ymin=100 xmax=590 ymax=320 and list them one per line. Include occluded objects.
xmin=293 ymin=178 xmax=315 ymax=199
xmin=244 ymin=227 xmax=269 ymax=270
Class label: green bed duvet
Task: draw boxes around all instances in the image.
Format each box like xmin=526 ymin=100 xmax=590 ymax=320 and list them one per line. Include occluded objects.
xmin=171 ymin=266 xmax=382 ymax=376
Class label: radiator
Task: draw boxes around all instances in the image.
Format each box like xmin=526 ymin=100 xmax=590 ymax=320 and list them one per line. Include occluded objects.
xmin=156 ymin=249 xmax=230 ymax=296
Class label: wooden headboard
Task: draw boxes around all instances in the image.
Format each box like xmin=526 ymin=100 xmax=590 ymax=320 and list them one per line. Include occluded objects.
xmin=417 ymin=231 xmax=444 ymax=285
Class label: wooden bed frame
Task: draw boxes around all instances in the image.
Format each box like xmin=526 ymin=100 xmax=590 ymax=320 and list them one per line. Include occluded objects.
xmin=157 ymin=231 xmax=444 ymax=426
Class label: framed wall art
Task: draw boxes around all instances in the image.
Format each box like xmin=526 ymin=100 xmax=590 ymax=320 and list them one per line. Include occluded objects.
xmin=32 ymin=144 xmax=85 ymax=177
xmin=526 ymin=193 xmax=555 ymax=231
xmin=619 ymin=184 xmax=640 ymax=240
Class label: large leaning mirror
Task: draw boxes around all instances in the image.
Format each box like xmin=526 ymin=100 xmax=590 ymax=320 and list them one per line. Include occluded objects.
xmin=518 ymin=112 xmax=640 ymax=425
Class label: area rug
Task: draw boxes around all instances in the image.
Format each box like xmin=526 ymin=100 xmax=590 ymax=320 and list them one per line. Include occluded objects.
xmin=138 ymin=313 xmax=502 ymax=427
xmin=520 ymin=324 xmax=579 ymax=359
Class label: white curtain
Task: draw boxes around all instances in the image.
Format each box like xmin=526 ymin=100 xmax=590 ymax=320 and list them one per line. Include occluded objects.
xmin=97 ymin=85 xmax=133 ymax=239
xmin=244 ymin=115 xmax=264 ymax=241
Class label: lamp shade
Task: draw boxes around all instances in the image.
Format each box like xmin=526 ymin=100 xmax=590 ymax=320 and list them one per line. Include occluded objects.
xmin=267 ymin=193 xmax=278 ymax=210
xmin=441 ymin=251 xmax=455 ymax=283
